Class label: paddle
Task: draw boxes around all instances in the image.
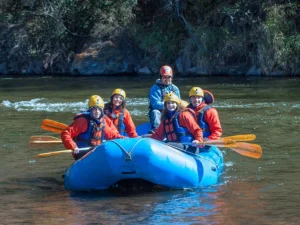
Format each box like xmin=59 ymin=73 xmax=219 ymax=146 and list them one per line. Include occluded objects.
xmin=34 ymin=147 xmax=91 ymax=158
xmin=222 ymin=134 xmax=256 ymax=142
xmin=182 ymin=139 xmax=238 ymax=148
xmin=37 ymin=119 xmax=262 ymax=158
xmin=230 ymin=142 xmax=262 ymax=159
xmin=191 ymin=141 xmax=262 ymax=159
xmin=29 ymin=136 xmax=62 ymax=144
xmin=28 ymin=134 xmax=256 ymax=146
xmin=41 ymin=119 xmax=68 ymax=133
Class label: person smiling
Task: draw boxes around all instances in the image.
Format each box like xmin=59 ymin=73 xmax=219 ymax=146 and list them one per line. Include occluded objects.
xmin=61 ymin=95 xmax=125 ymax=160
xmin=187 ymin=87 xmax=222 ymax=140
xmin=148 ymin=65 xmax=181 ymax=134
xmin=104 ymin=88 xmax=138 ymax=137
xmin=148 ymin=92 xmax=203 ymax=146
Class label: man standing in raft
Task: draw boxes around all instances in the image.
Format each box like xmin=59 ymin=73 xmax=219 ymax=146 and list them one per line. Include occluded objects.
xmin=148 ymin=65 xmax=180 ymax=134
xmin=61 ymin=95 xmax=125 ymax=160
xmin=187 ymin=87 xmax=222 ymax=141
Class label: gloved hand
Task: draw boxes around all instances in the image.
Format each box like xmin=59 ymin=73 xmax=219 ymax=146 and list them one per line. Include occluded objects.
xmin=141 ymin=134 xmax=151 ymax=138
xmin=203 ymin=137 xmax=210 ymax=142
xmin=73 ymin=148 xmax=80 ymax=154
xmin=191 ymin=140 xmax=200 ymax=147
xmin=192 ymin=140 xmax=205 ymax=148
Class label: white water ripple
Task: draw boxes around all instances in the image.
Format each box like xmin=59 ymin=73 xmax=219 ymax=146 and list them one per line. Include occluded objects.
xmin=2 ymin=98 xmax=300 ymax=113
xmin=1 ymin=98 xmax=87 ymax=113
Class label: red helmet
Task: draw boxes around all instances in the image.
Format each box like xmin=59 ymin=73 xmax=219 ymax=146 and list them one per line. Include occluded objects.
xmin=160 ymin=65 xmax=173 ymax=76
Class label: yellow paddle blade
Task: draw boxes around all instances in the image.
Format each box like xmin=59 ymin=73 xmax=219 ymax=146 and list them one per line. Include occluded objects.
xmin=29 ymin=136 xmax=62 ymax=144
xmin=34 ymin=150 xmax=72 ymax=158
xmin=230 ymin=142 xmax=262 ymax=159
xmin=222 ymin=134 xmax=256 ymax=142
xmin=41 ymin=119 xmax=68 ymax=133
xmin=41 ymin=124 xmax=64 ymax=133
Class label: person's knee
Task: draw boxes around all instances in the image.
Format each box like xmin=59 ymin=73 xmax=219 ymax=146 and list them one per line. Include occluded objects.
xmin=150 ymin=109 xmax=159 ymax=114
xmin=153 ymin=110 xmax=161 ymax=118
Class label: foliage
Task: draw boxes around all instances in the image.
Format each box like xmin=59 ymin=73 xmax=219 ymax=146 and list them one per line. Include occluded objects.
xmin=0 ymin=0 xmax=137 ymax=73
xmin=130 ymin=0 xmax=186 ymax=64
xmin=259 ymin=2 xmax=300 ymax=74
xmin=0 ymin=0 xmax=299 ymax=75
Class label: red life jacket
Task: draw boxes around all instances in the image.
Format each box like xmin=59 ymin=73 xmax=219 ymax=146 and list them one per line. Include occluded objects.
xmin=164 ymin=112 xmax=179 ymax=142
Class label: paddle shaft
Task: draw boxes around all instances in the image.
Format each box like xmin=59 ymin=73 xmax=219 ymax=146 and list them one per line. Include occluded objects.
xmin=34 ymin=147 xmax=91 ymax=158
xmin=29 ymin=135 xmax=62 ymax=144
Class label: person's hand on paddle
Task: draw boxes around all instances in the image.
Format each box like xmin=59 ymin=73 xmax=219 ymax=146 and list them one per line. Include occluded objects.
xmin=192 ymin=140 xmax=205 ymax=148
xmin=73 ymin=148 xmax=80 ymax=154
xmin=203 ymin=137 xmax=210 ymax=142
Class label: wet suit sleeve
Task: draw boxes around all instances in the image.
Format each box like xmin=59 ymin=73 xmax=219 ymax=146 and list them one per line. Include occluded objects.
xmin=124 ymin=110 xmax=138 ymax=138
xmin=179 ymin=112 xmax=204 ymax=142
xmin=174 ymin=85 xmax=181 ymax=99
xmin=149 ymin=85 xmax=164 ymax=111
xmin=61 ymin=117 xmax=88 ymax=150
xmin=149 ymin=123 xmax=165 ymax=141
xmin=204 ymin=108 xmax=223 ymax=140
xmin=104 ymin=117 xmax=125 ymax=140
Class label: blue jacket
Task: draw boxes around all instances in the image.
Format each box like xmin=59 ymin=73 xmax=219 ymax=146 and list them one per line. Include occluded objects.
xmin=197 ymin=105 xmax=212 ymax=138
xmin=149 ymin=79 xmax=180 ymax=111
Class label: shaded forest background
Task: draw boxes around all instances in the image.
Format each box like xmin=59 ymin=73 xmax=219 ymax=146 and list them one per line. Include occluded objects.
xmin=0 ymin=0 xmax=299 ymax=76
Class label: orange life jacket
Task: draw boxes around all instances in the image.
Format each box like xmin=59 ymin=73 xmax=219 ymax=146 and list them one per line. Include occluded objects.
xmin=164 ymin=109 xmax=195 ymax=142
xmin=74 ymin=113 xmax=105 ymax=148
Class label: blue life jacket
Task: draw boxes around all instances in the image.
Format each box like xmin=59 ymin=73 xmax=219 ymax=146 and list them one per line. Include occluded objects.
xmin=73 ymin=112 xmax=105 ymax=148
xmin=197 ymin=105 xmax=212 ymax=138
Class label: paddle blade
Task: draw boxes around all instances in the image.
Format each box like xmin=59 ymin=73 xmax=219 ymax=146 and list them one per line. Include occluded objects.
xmin=230 ymin=142 xmax=262 ymax=159
xmin=34 ymin=150 xmax=73 ymax=158
xmin=41 ymin=119 xmax=68 ymax=133
xmin=223 ymin=134 xmax=256 ymax=142
xmin=29 ymin=136 xmax=62 ymax=144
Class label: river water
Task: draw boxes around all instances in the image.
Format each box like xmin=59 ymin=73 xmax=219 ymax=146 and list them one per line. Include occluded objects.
xmin=0 ymin=76 xmax=299 ymax=225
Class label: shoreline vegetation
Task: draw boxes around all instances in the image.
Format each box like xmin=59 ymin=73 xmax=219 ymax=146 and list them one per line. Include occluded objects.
xmin=0 ymin=1 xmax=299 ymax=77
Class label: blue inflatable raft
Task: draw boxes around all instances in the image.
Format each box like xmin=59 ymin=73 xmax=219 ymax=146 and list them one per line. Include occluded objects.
xmin=64 ymin=137 xmax=224 ymax=191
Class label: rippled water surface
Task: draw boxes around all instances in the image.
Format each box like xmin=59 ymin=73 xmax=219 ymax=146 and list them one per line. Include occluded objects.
xmin=0 ymin=76 xmax=299 ymax=224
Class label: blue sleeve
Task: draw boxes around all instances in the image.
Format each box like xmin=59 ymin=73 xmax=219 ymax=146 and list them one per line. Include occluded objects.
xmin=149 ymin=85 xmax=164 ymax=110
xmin=174 ymin=85 xmax=181 ymax=99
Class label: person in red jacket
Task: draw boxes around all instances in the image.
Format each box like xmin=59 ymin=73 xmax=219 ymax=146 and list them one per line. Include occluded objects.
xmin=104 ymin=88 xmax=138 ymax=138
xmin=148 ymin=93 xmax=204 ymax=149
xmin=61 ymin=95 xmax=125 ymax=160
xmin=187 ymin=87 xmax=222 ymax=141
